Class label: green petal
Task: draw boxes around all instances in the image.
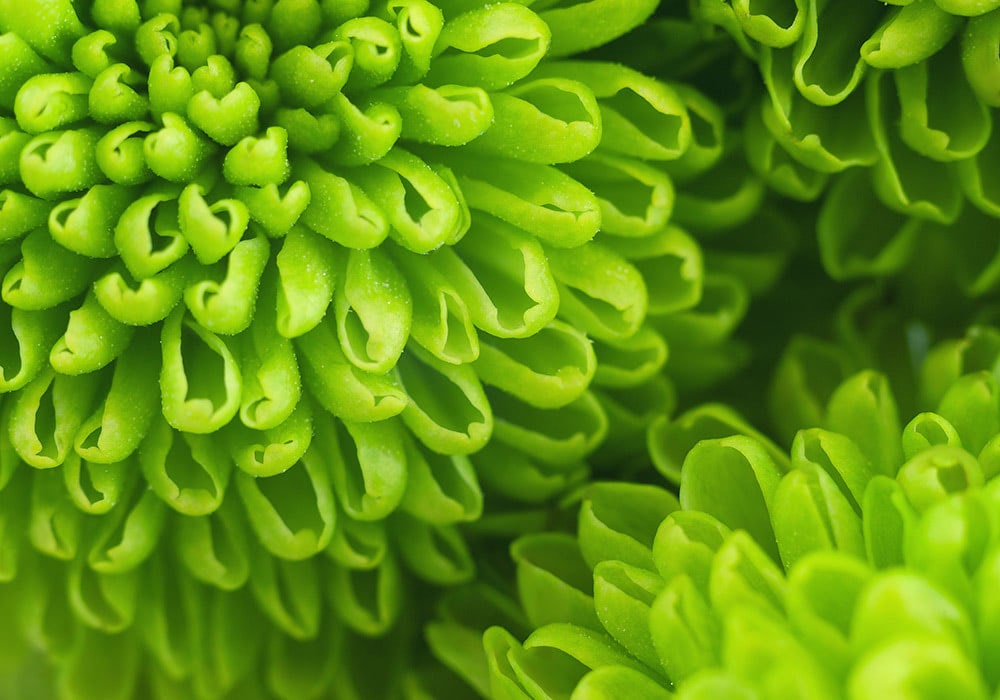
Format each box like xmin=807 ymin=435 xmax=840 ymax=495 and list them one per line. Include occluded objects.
xmin=652 ymin=512 xmax=731 ymax=595
xmin=862 ymin=475 xmax=916 ymax=568
xmin=935 ymin=371 xmax=1000 ymax=454
xmin=539 ymin=0 xmax=658 ymax=57
xmin=324 ymin=553 xmax=402 ymax=635
xmin=297 ymin=158 xmax=389 ymax=249
xmin=436 ymin=216 xmax=558 ymax=338
xmin=333 ymin=247 xmax=411 ymax=374
xmin=325 ymin=512 xmax=387 ymax=570
xmin=468 ymin=79 xmax=602 ymax=164
xmin=648 ymin=403 xmax=787 ymax=485
xmin=592 ymin=559 xmax=666 ymax=671
xmin=270 ymin=42 xmax=352 ymax=108
xmin=862 ymin=0 xmax=961 ymax=69
xmin=393 ymin=246 xmax=480 ymax=365
xmin=731 ymin=0 xmax=806 ymax=47
xmin=137 ymin=551 xmax=200 ymax=680
xmin=398 ymin=435 xmax=482 ymax=524
xmin=139 ymin=415 xmax=232 ymax=515
xmin=184 ymin=234 xmax=269 ymax=335
xmin=383 ymin=0 xmax=443 ymax=83
xmin=0 ymin=32 xmax=50 ymax=109
xmin=559 ymin=154 xmax=668 ymax=240
xmin=396 ymin=343 xmax=493 ymax=455
xmin=248 ymin=550 xmax=320 ymax=640
xmin=759 ymin=49 xmax=878 ymax=172
xmin=50 ymin=291 xmax=135 ymax=375
xmin=3 ymin=229 xmax=97 ymax=310
xmin=322 ymin=92 xmax=402 ymax=166
xmin=49 ymin=184 xmax=134 ymax=258
xmin=331 ymin=16 xmax=401 ymax=91
xmin=548 ymin=241 xmax=647 ymax=343
xmin=708 ymin=531 xmax=787 ymax=618
xmin=511 ymin=533 xmax=600 ymax=630
xmin=963 ymin=11 xmax=1000 ymax=106
xmin=143 ymin=113 xmax=213 ymax=183
xmin=867 ymin=71 xmax=964 ymax=224
xmin=426 ymin=3 xmax=549 ymax=91
xmin=680 ymin=436 xmax=785 ymax=561
xmin=67 ymin=553 xmax=139 ymax=632
xmin=792 ymin=0 xmax=881 ymax=105
xmin=272 ymin=224 xmax=336 ymax=337
xmin=94 ymin=121 xmax=155 ymax=185
xmin=895 ymin=444 xmax=983 ymax=512
xmin=825 ymin=370 xmax=902 ymax=477
xmin=0 ymin=303 xmax=65 ymax=392
xmin=391 ymin=512 xmax=475 ymax=585
xmin=14 ymin=72 xmax=91 ymax=134
xmin=848 ymin=638 xmax=988 ymax=700
xmin=9 ymin=368 xmax=101 ymax=469
xmin=471 ymin=440 xmax=588 ymax=504
xmin=174 ymin=491 xmax=251 ymax=590
xmin=92 ymin=260 xmax=190 ymax=326
xmin=895 ymin=39 xmax=990 ymax=162
xmin=440 ymin=152 xmax=598 ymax=248
xmin=771 ymin=463 xmax=865 ymax=568
xmin=785 ymin=551 xmax=871 ymax=680
xmin=0 ymin=188 xmax=50 ymax=242
xmin=159 ymin=308 xmax=243 ymax=433
xmin=265 ymin=624 xmax=340 ymax=700
xmin=296 ymin=321 xmax=408 ymax=422
xmin=61 ymin=453 xmax=132 ymax=515
xmin=87 ymin=482 xmax=167 ymax=573
xmin=490 ymin=389 xmax=607 ymax=465
xmin=476 ymin=320 xmax=596 ymax=408
xmin=235 ymin=438 xmax=337 ymax=560
xmin=29 ymin=466 xmax=84 ymax=559
xmin=89 ymin=63 xmax=149 ymax=124
xmin=650 ymin=575 xmax=720 ymax=683
xmin=320 ymin=413 xmax=407 ymax=521
xmin=538 ymin=61 xmax=692 ymax=162
xmin=371 ymin=84 xmax=492 ymax=145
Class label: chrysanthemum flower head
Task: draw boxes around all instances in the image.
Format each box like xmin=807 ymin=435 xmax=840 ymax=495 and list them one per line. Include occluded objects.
xmin=0 ymin=0 xmax=784 ymax=696
xmin=689 ymin=0 xmax=1000 ymax=296
xmin=437 ymin=324 xmax=1000 ymax=699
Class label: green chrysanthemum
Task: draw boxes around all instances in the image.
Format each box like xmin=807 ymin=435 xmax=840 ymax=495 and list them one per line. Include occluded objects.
xmin=429 ymin=323 xmax=1000 ymax=698
xmin=685 ymin=0 xmax=1000 ymax=295
xmin=0 ymin=0 xmax=803 ymax=697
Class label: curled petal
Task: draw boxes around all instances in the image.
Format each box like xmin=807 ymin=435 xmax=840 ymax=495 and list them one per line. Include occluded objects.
xmin=174 ymin=493 xmax=252 ymax=590
xmin=324 ymin=553 xmax=402 ymax=636
xmin=396 ymin=344 xmax=493 ymax=455
xmin=427 ymin=3 xmax=550 ymax=90
xmin=467 ymin=78 xmax=601 ymax=164
xmin=159 ymin=308 xmax=242 ymax=434
xmin=94 ymin=120 xmax=154 ymax=185
xmin=14 ymin=72 xmax=91 ymax=134
xmin=19 ymin=128 xmax=103 ymax=199
xmin=351 ymin=147 xmax=468 ymax=253
xmin=236 ymin=439 xmax=337 ymax=560
xmin=444 ymin=152 xmax=600 ymax=248
xmin=320 ymin=412 xmax=407 ymax=521
xmin=139 ymin=416 xmax=232 ymax=515
xmin=9 ymin=368 xmax=101 ymax=469
xmin=184 ymin=234 xmax=269 ymax=335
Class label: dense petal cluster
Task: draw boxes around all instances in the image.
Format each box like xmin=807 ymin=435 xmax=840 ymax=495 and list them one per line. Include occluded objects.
xmin=436 ymin=325 xmax=1000 ymax=699
xmin=0 ymin=0 xmax=804 ymax=697
xmin=689 ymin=0 xmax=1000 ymax=291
